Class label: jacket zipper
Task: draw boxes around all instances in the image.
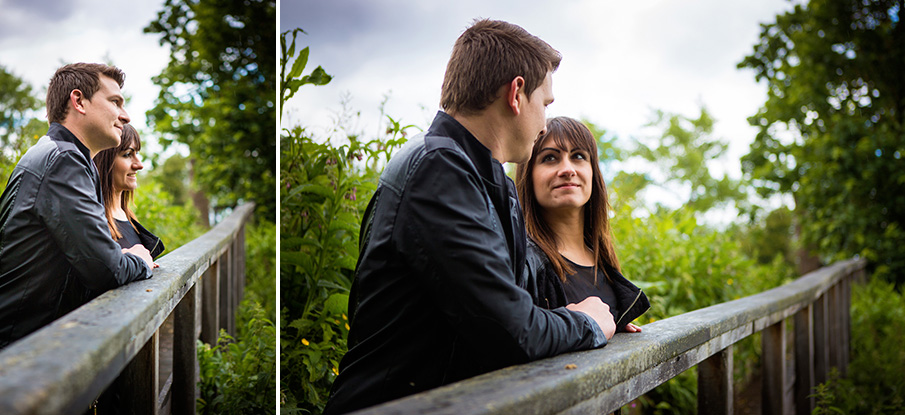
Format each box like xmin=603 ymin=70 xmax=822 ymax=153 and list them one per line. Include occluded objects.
xmin=149 ymin=237 xmax=161 ymax=257
xmin=616 ymin=289 xmax=643 ymax=328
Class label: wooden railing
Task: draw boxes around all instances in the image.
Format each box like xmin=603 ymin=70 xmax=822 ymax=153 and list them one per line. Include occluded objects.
xmin=352 ymin=257 xmax=866 ymax=415
xmin=0 ymin=203 xmax=254 ymax=415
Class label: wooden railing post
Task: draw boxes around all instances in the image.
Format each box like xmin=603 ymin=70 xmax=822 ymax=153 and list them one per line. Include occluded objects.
xmin=201 ymin=259 xmax=220 ymax=345
xmin=219 ymin=249 xmax=235 ymax=337
xmin=238 ymin=224 xmax=247 ymax=303
xmin=813 ymin=294 xmax=829 ymax=385
xmin=697 ymin=345 xmax=733 ymax=415
xmin=762 ymin=319 xmax=789 ymax=415
xmin=794 ymin=304 xmax=814 ymax=415
xmin=828 ymin=285 xmax=841 ymax=372
xmin=172 ymin=283 xmax=199 ymax=414
xmin=118 ymin=332 xmax=160 ymax=415
xmin=841 ymin=276 xmax=851 ymax=376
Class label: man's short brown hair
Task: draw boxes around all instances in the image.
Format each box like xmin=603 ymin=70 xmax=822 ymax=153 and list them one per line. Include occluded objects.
xmin=440 ymin=19 xmax=561 ymax=115
xmin=46 ymin=63 xmax=126 ymax=124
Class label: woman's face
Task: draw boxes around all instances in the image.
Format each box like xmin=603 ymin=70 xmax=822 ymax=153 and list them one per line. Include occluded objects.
xmin=112 ymin=144 xmax=143 ymax=193
xmin=531 ymin=135 xmax=593 ymax=213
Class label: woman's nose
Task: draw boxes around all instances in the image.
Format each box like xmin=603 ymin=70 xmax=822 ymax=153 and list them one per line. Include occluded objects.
xmin=558 ymin=161 xmax=576 ymax=177
xmin=133 ymin=158 xmax=143 ymax=171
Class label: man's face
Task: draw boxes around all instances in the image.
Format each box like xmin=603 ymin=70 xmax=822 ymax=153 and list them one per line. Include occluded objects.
xmin=510 ymin=72 xmax=554 ymax=164
xmin=82 ymin=76 xmax=130 ymax=153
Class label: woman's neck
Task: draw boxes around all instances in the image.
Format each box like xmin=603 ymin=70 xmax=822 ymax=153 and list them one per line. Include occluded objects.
xmin=111 ymin=191 xmax=128 ymax=221
xmin=542 ymin=207 xmax=594 ymax=266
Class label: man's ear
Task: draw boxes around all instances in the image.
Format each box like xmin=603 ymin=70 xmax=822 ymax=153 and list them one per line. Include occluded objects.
xmin=507 ymin=76 xmax=526 ymax=115
xmin=70 ymin=90 xmax=87 ymax=115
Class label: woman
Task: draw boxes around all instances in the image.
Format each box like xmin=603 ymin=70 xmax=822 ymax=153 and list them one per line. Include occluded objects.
xmin=94 ymin=124 xmax=164 ymax=258
xmin=517 ymin=116 xmax=648 ymax=338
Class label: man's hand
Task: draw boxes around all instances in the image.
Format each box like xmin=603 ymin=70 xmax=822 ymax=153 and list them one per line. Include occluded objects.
xmin=566 ymin=297 xmax=616 ymax=340
xmin=122 ymin=244 xmax=158 ymax=269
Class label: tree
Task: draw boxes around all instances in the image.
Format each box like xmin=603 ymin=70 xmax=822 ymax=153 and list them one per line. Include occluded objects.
xmin=0 ymin=65 xmax=44 ymax=181
xmin=738 ymin=0 xmax=905 ymax=283
xmin=608 ymin=107 xmax=746 ymax=216
xmin=144 ymin=0 xmax=276 ymax=221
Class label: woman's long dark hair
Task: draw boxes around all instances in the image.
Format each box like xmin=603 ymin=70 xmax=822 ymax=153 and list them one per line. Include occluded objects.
xmin=516 ymin=116 xmax=621 ymax=282
xmin=94 ymin=124 xmax=141 ymax=240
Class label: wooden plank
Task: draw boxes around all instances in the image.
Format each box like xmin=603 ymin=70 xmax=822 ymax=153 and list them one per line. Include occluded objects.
xmin=173 ymin=284 xmax=199 ymax=414
xmin=219 ymin=249 xmax=233 ymax=337
xmin=117 ymin=332 xmax=159 ymax=415
xmin=762 ymin=320 xmax=787 ymax=415
xmin=202 ymin=259 xmax=221 ymax=345
xmin=841 ymin=276 xmax=851 ymax=376
xmin=813 ymin=294 xmax=829 ymax=385
xmin=794 ymin=305 xmax=814 ymax=415
xmin=828 ymin=285 xmax=840 ymax=371
xmin=697 ymin=345 xmax=733 ymax=415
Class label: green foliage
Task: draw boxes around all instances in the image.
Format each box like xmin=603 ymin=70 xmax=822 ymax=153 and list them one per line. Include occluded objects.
xmin=279 ymin=27 xmax=414 ymax=414
xmin=614 ymin=107 xmax=747 ymax=214
xmin=733 ymin=206 xmax=796 ymax=267
xmin=279 ymin=117 xmax=410 ymax=414
xmin=133 ymin=179 xmax=205 ymax=254
xmin=281 ymin=29 xmax=333 ymax=110
xmin=145 ymin=0 xmax=277 ymax=220
xmin=198 ymin=303 xmax=276 ymax=415
xmin=0 ymin=65 xmax=44 ymax=181
xmin=738 ymin=0 xmax=905 ymax=285
xmin=0 ymin=64 xmax=40 ymax=147
xmin=811 ymin=278 xmax=905 ymax=414
xmin=243 ymin=219 xmax=276 ymax=323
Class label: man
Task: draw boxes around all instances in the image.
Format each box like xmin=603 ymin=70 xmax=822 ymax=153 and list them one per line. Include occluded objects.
xmin=0 ymin=63 xmax=155 ymax=349
xmin=324 ymin=19 xmax=615 ymax=414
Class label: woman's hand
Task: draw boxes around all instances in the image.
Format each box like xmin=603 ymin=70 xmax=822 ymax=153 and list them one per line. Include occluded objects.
xmin=624 ymin=323 xmax=642 ymax=333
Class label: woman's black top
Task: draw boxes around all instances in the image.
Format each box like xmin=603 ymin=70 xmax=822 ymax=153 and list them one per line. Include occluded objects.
xmin=114 ymin=219 xmax=143 ymax=250
xmin=560 ymin=258 xmax=620 ymax=322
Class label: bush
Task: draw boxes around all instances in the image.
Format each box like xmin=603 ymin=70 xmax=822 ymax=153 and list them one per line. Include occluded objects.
xmin=812 ymin=279 xmax=905 ymax=414
xmin=198 ymin=303 xmax=277 ymax=414
xmin=611 ymin=203 xmax=794 ymax=414
xmin=279 ymin=117 xmax=410 ymax=414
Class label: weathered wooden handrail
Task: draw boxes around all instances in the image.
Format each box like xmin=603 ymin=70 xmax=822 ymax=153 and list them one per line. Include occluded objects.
xmin=0 ymin=202 xmax=254 ymax=415
xmin=351 ymin=257 xmax=866 ymax=415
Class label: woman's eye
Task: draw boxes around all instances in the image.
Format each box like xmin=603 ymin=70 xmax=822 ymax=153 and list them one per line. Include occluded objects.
xmin=541 ymin=154 xmax=556 ymax=163
xmin=573 ymin=153 xmax=587 ymax=160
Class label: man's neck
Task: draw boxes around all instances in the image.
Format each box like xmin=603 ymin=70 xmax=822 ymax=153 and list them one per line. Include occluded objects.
xmin=450 ymin=110 xmax=510 ymax=163
xmin=59 ymin=121 xmax=98 ymax=159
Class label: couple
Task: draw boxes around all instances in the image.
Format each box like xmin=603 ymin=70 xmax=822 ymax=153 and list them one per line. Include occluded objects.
xmin=0 ymin=63 xmax=164 ymax=350
xmin=324 ymin=19 xmax=649 ymax=414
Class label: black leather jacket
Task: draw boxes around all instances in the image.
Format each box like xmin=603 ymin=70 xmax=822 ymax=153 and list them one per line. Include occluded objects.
xmin=324 ymin=112 xmax=604 ymax=414
xmin=122 ymin=219 xmax=165 ymax=259
xmin=523 ymin=239 xmax=650 ymax=332
xmin=0 ymin=123 xmax=152 ymax=349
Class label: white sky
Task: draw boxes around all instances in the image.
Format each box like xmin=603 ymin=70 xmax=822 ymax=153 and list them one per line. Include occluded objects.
xmin=0 ymin=0 xmax=171 ymax=154
xmin=280 ymin=0 xmax=798 ymax=213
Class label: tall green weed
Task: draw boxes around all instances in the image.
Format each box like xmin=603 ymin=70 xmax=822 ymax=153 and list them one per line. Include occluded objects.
xmin=279 ymin=118 xmax=410 ymax=413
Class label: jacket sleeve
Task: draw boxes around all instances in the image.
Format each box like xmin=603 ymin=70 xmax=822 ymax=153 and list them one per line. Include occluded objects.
xmin=397 ymin=148 xmax=603 ymax=368
xmin=36 ymin=152 xmax=151 ymax=291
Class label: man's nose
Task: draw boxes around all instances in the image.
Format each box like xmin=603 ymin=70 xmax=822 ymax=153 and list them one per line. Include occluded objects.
xmin=119 ymin=108 xmax=131 ymax=125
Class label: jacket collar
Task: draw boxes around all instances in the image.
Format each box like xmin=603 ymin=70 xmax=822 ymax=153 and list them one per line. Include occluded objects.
xmin=47 ymin=123 xmax=92 ymax=163
xmin=427 ymin=111 xmax=499 ymax=183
